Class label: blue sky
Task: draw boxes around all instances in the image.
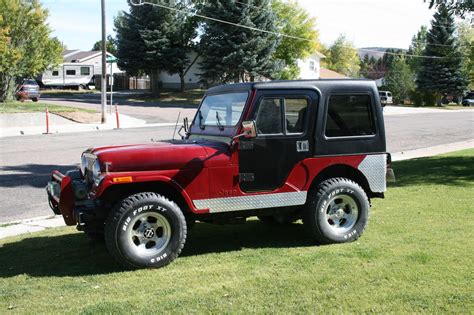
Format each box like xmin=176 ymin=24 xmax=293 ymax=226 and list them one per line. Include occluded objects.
xmin=41 ymin=0 xmax=438 ymax=51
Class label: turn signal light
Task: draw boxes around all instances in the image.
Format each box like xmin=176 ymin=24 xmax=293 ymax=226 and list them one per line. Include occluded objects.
xmin=113 ymin=176 xmax=133 ymax=183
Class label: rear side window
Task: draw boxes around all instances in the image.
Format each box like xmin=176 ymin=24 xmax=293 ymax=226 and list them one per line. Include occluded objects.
xmin=66 ymin=69 xmax=76 ymax=75
xmin=325 ymin=95 xmax=375 ymax=137
xmin=52 ymin=70 xmax=59 ymax=76
xmin=80 ymin=67 xmax=90 ymax=75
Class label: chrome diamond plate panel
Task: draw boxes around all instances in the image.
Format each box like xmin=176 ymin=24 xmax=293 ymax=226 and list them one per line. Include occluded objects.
xmin=358 ymin=154 xmax=386 ymax=193
xmin=193 ymin=191 xmax=307 ymax=213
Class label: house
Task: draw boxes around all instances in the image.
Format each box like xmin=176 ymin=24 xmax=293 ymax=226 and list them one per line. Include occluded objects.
xmin=38 ymin=50 xmax=122 ymax=88
xmin=158 ymin=50 xmax=336 ymax=89
xmin=158 ymin=51 xmax=201 ymax=89
xmin=319 ymin=68 xmax=349 ymax=79
xmin=297 ymin=52 xmax=326 ymax=79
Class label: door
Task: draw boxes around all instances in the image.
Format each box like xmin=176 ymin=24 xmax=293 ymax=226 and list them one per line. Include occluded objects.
xmin=239 ymin=90 xmax=318 ymax=192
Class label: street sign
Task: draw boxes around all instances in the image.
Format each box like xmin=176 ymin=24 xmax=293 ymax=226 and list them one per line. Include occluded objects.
xmin=106 ymin=56 xmax=117 ymax=63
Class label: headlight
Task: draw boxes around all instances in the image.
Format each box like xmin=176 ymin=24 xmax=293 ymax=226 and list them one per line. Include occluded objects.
xmin=92 ymin=159 xmax=102 ymax=185
xmin=80 ymin=155 xmax=88 ymax=176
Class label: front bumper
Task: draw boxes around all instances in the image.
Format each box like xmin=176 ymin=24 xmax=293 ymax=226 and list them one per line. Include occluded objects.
xmin=46 ymin=170 xmax=76 ymax=225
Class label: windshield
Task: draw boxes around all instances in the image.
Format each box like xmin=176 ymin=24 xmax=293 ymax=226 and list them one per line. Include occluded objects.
xmin=196 ymin=92 xmax=248 ymax=128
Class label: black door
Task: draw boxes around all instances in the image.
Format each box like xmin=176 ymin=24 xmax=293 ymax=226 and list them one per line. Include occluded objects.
xmin=239 ymin=90 xmax=319 ymax=192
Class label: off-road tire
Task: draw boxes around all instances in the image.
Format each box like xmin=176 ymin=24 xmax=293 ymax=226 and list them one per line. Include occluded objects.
xmin=105 ymin=192 xmax=187 ymax=269
xmin=304 ymin=178 xmax=369 ymax=244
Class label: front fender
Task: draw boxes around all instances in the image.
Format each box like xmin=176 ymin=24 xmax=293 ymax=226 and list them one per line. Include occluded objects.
xmin=92 ymin=171 xmax=207 ymax=214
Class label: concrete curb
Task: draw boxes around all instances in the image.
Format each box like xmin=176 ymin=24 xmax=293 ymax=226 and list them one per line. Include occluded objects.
xmin=0 ymin=112 xmax=177 ymax=138
xmin=1 ymin=139 xmax=473 ymax=240
xmin=0 ymin=215 xmax=65 ymax=239
xmin=391 ymin=139 xmax=474 ymax=161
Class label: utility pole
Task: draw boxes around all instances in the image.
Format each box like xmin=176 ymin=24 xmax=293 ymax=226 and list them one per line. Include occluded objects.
xmin=100 ymin=0 xmax=107 ymax=123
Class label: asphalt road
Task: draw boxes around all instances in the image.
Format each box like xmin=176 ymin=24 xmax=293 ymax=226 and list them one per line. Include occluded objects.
xmin=1 ymin=111 xmax=473 ymax=223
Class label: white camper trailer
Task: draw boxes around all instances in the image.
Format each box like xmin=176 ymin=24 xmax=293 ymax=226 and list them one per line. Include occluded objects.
xmin=39 ymin=64 xmax=95 ymax=89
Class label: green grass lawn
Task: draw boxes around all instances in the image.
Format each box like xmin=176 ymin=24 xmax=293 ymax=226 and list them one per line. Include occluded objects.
xmin=0 ymin=102 xmax=96 ymax=114
xmin=127 ymin=89 xmax=204 ymax=107
xmin=1 ymin=150 xmax=473 ymax=313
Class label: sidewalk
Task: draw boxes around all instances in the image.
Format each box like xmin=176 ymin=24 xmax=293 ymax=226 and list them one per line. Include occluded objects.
xmin=0 ymin=112 xmax=175 ymax=138
xmin=383 ymin=106 xmax=473 ymax=116
xmin=1 ymin=139 xmax=472 ymax=240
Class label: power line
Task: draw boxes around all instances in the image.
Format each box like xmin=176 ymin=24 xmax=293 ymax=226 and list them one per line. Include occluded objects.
xmin=130 ymin=0 xmax=446 ymax=60
xmin=130 ymin=0 xmax=309 ymax=41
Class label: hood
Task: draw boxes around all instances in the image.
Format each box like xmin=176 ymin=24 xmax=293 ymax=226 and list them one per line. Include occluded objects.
xmin=90 ymin=141 xmax=231 ymax=173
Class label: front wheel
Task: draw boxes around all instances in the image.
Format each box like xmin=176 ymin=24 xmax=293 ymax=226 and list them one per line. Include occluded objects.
xmin=304 ymin=178 xmax=369 ymax=244
xmin=105 ymin=192 xmax=187 ymax=269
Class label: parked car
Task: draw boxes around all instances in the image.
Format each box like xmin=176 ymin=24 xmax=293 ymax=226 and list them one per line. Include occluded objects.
xmin=16 ymin=79 xmax=40 ymax=102
xmin=47 ymin=80 xmax=394 ymax=269
xmin=462 ymin=92 xmax=474 ymax=106
xmin=378 ymin=91 xmax=393 ymax=106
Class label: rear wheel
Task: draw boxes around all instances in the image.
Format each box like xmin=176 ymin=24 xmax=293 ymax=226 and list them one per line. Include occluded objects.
xmin=32 ymin=97 xmax=39 ymax=102
xmin=105 ymin=192 xmax=187 ymax=269
xmin=304 ymin=178 xmax=369 ymax=244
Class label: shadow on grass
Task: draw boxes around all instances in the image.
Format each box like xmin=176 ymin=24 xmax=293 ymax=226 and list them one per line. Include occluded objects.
xmin=0 ymin=221 xmax=312 ymax=278
xmin=393 ymin=155 xmax=474 ymax=187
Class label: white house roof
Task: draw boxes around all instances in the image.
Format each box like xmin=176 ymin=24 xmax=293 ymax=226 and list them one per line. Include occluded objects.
xmin=314 ymin=51 xmax=326 ymax=59
xmin=62 ymin=50 xmax=116 ymax=63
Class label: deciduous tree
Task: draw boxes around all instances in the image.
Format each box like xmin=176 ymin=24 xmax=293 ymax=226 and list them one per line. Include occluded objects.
xmin=0 ymin=0 xmax=62 ymax=101
xmin=425 ymin=0 xmax=473 ymax=17
xmin=92 ymin=35 xmax=118 ymax=55
xmin=324 ymin=35 xmax=360 ymax=77
xmin=271 ymin=0 xmax=320 ymax=79
xmin=407 ymin=26 xmax=428 ymax=73
xmin=385 ymin=56 xmax=415 ymax=103
xmin=457 ymin=22 xmax=474 ymax=89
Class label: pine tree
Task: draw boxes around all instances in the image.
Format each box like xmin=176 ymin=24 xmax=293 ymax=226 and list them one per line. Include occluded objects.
xmin=115 ymin=1 xmax=198 ymax=93
xmin=114 ymin=5 xmax=158 ymax=86
xmin=416 ymin=4 xmax=469 ymax=101
xmin=198 ymin=0 xmax=282 ymax=85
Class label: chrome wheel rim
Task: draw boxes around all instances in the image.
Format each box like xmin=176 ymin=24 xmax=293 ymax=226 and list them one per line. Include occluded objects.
xmin=127 ymin=212 xmax=171 ymax=256
xmin=324 ymin=194 xmax=359 ymax=234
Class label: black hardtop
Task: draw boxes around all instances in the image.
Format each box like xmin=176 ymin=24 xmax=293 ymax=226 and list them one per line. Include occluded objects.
xmin=206 ymin=79 xmax=378 ymax=95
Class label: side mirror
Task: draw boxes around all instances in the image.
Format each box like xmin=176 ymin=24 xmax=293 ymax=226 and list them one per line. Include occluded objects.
xmin=232 ymin=120 xmax=257 ymax=142
xmin=241 ymin=120 xmax=257 ymax=139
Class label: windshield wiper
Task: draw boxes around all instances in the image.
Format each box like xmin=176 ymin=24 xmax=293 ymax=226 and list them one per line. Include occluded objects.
xmin=216 ymin=112 xmax=224 ymax=131
xmin=198 ymin=110 xmax=205 ymax=130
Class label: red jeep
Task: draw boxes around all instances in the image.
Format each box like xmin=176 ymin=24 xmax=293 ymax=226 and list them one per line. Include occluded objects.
xmin=47 ymin=80 xmax=394 ymax=269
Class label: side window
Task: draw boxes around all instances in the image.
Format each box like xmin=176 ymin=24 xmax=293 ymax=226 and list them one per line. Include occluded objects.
xmin=309 ymin=60 xmax=315 ymax=71
xmin=285 ymin=98 xmax=308 ymax=134
xmin=52 ymin=70 xmax=59 ymax=76
xmin=256 ymin=98 xmax=282 ymax=135
xmin=66 ymin=69 xmax=76 ymax=76
xmin=325 ymin=95 xmax=375 ymax=137
xmin=80 ymin=67 xmax=90 ymax=75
